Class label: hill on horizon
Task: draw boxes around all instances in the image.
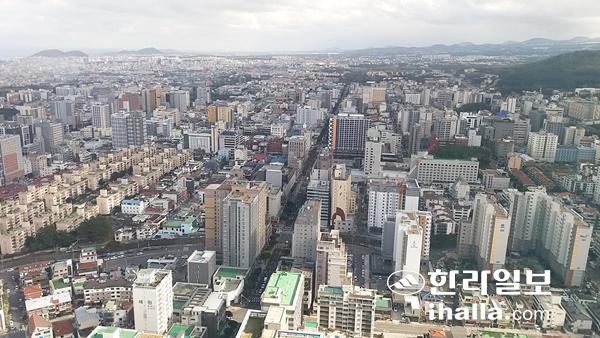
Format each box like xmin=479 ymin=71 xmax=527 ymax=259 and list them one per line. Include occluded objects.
xmin=31 ymin=49 xmax=88 ymax=57
xmin=497 ymin=50 xmax=600 ymax=94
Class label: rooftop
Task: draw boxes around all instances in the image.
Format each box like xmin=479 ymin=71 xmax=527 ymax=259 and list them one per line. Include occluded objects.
xmin=88 ymin=326 xmax=137 ymax=338
xmin=215 ymin=266 xmax=248 ymax=279
xmin=166 ymin=324 xmax=194 ymax=338
xmin=187 ymin=250 xmax=216 ymax=264
xmin=262 ymin=271 xmax=301 ymax=306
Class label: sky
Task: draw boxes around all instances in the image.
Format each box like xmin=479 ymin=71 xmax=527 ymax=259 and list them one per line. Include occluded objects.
xmin=1 ymin=0 xmax=600 ymax=56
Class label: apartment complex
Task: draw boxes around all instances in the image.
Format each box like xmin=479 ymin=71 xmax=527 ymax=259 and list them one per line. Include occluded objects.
xmin=527 ymin=131 xmax=558 ymax=162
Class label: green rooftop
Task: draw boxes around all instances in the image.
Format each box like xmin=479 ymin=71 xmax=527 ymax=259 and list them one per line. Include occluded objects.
xmin=320 ymin=286 xmax=343 ymax=295
xmin=173 ymin=299 xmax=188 ymax=310
xmin=263 ymin=271 xmax=301 ymax=306
xmin=215 ymin=266 xmax=248 ymax=279
xmin=480 ymin=331 xmax=527 ymax=338
xmin=167 ymin=324 xmax=194 ymax=338
xmin=375 ymin=298 xmax=392 ymax=310
xmin=164 ymin=220 xmax=183 ymax=227
xmin=305 ymin=321 xmax=318 ymax=328
xmin=50 ymin=278 xmax=69 ymax=290
xmin=90 ymin=326 xmax=137 ymax=338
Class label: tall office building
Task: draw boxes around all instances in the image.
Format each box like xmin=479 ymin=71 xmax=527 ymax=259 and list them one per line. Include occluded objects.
xmin=0 ymin=135 xmax=24 ymax=186
xmin=317 ymin=285 xmax=377 ymax=338
xmin=287 ymin=134 xmax=310 ymax=169
xmin=91 ymin=103 xmax=111 ymax=128
xmin=433 ymin=114 xmax=459 ymax=142
xmin=527 ymin=131 xmax=558 ymax=162
xmin=196 ymin=86 xmax=211 ymax=105
xmin=363 ymin=139 xmax=383 ymax=176
xmin=38 ymin=121 xmax=64 ymax=153
xmin=393 ymin=211 xmax=424 ymax=274
xmin=460 ymin=194 xmax=511 ymax=271
xmin=222 ymin=181 xmax=267 ymax=268
xmin=133 ymin=269 xmax=173 ymax=334
xmin=291 ymin=199 xmax=321 ymax=262
xmin=142 ymin=88 xmax=157 ymax=114
xmin=111 ymin=112 xmax=147 ymax=149
xmin=328 ymin=114 xmax=371 ymax=155
xmin=315 ymin=230 xmax=352 ymax=291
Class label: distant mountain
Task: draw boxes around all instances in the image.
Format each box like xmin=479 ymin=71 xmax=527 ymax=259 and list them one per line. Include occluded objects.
xmin=31 ymin=49 xmax=88 ymax=57
xmin=344 ymin=37 xmax=600 ymax=57
xmin=497 ymin=50 xmax=600 ymax=93
xmin=115 ymin=47 xmax=164 ymax=55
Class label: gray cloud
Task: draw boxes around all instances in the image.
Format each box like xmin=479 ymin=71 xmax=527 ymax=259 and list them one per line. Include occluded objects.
xmin=1 ymin=0 xmax=599 ymax=54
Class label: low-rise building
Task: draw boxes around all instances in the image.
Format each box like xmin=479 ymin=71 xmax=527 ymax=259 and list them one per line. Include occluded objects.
xmin=83 ymin=279 xmax=132 ymax=304
xmin=261 ymin=272 xmax=304 ymax=330
xmin=25 ymin=293 xmax=72 ymax=320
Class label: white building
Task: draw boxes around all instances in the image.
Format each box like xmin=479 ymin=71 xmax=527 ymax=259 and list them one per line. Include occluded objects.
xmin=291 ymin=200 xmax=321 ymax=262
xmin=533 ymin=294 xmax=566 ymax=329
xmin=120 ymin=199 xmax=146 ymax=215
xmin=472 ymin=194 xmax=511 ymax=270
xmin=91 ymin=103 xmax=111 ymax=129
xmin=393 ymin=212 xmax=424 ymax=274
xmin=527 ymin=131 xmax=558 ymax=162
xmin=260 ymin=271 xmax=304 ymax=330
xmin=133 ymin=269 xmax=173 ymax=334
xmin=363 ymin=140 xmax=383 ymax=176
xmin=415 ymin=156 xmax=479 ymax=184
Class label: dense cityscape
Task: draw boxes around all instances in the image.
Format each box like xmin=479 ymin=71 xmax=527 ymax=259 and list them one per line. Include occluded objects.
xmin=2 ymin=19 xmax=600 ymax=338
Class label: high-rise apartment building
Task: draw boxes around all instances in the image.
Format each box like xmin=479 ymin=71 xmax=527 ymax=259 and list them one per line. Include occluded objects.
xmin=291 ymin=199 xmax=321 ymax=262
xmin=0 ymin=135 xmax=24 ymax=186
xmin=527 ymin=131 xmax=558 ymax=162
xmin=317 ymin=285 xmax=377 ymax=338
xmin=133 ymin=269 xmax=173 ymax=334
xmin=202 ymin=180 xmax=235 ymax=255
xmin=367 ymin=178 xmax=404 ymax=229
xmin=111 ymin=112 xmax=147 ymax=149
xmin=142 ymin=88 xmax=157 ymax=114
xmin=506 ymin=188 xmax=592 ymax=287
xmin=91 ymin=103 xmax=111 ymax=128
xmin=328 ymin=114 xmax=371 ymax=155
xmin=459 ymin=194 xmax=511 ymax=271
xmin=222 ymin=181 xmax=267 ymax=268
xmin=38 ymin=121 xmax=64 ymax=153
xmin=315 ymin=230 xmax=352 ymax=291
xmin=363 ymin=139 xmax=383 ymax=176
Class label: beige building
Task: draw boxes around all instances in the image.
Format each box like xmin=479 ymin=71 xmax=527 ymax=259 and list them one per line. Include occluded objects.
xmin=315 ymin=230 xmax=352 ymax=292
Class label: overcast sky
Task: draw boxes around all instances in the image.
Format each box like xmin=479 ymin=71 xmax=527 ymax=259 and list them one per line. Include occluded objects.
xmin=1 ymin=0 xmax=600 ymax=56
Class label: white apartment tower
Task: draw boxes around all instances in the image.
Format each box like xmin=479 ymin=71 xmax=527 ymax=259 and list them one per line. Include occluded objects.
xmin=470 ymin=194 xmax=511 ymax=271
xmin=91 ymin=103 xmax=111 ymax=128
xmin=527 ymin=131 xmax=558 ymax=162
xmin=133 ymin=269 xmax=173 ymax=334
xmin=292 ymin=199 xmax=321 ymax=262
xmin=222 ymin=181 xmax=267 ymax=269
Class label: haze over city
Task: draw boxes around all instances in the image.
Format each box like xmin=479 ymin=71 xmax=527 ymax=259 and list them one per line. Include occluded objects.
xmin=2 ymin=0 xmax=600 ymax=57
